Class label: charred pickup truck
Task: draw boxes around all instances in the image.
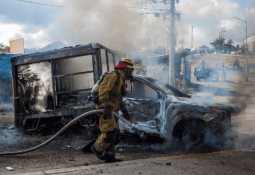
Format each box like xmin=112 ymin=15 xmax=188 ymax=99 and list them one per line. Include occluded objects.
xmin=120 ymin=76 xmax=236 ymax=150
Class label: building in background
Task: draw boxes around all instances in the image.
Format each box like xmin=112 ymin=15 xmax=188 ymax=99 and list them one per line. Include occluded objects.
xmin=9 ymin=38 xmax=24 ymax=54
xmin=247 ymin=34 xmax=255 ymax=55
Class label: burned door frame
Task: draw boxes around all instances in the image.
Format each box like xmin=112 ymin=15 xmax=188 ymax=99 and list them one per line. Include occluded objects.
xmin=11 ymin=43 xmax=117 ymax=130
xmin=121 ymin=77 xmax=167 ymax=136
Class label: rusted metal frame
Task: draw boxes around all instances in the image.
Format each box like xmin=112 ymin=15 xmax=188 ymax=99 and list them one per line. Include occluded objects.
xmin=52 ymin=54 xmax=94 ymax=106
xmin=134 ymin=77 xmax=167 ymax=97
xmin=19 ymin=106 xmax=94 ymax=119
xmin=92 ymin=43 xmax=119 ymax=66
xmin=11 ymin=45 xmax=96 ymax=66
xmin=49 ymin=51 xmax=95 ymax=107
xmin=92 ymin=54 xmax=97 ymax=84
xmin=50 ymin=60 xmax=57 ymax=110
xmin=112 ymin=53 xmax=116 ymax=65
xmin=92 ymin=43 xmax=116 ymax=56
xmin=105 ymin=50 xmax=110 ymax=71
xmin=97 ymin=48 xmax=102 ymax=77
xmin=53 ymin=70 xmax=94 ymax=101
xmin=56 ymin=77 xmax=61 ymax=106
xmin=92 ymin=48 xmax=102 ymax=82
xmin=54 ymin=70 xmax=94 ymax=97
xmin=25 ymin=118 xmax=41 ymax=132
xmin=52 ymin=61 xmax=61 ymax=107
xmin=19 ymin=109 xmax=72 ymax=119
xmin=56 ymin=88 xmax=91 ymax=95
xmin=53 ymin=70 xmax=94 ymax=78
xmin=12 ymin=65 xmax=20 ymax=127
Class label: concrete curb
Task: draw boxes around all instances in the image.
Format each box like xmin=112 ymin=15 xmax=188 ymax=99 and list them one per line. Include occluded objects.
xmin=14 ymin=149 xmax=241 ymax=175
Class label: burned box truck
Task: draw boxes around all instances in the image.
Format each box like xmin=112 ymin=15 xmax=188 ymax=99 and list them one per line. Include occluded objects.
xmin=11 ymin=43 xmax=118 ymax=131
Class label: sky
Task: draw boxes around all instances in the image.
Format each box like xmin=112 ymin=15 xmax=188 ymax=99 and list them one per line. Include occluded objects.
xmin=0 ymin=0 xmax=254 ymax=51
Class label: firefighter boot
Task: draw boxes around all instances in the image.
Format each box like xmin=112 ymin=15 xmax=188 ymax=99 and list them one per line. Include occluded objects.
xmin=91 ymin=144 xmax=106 ymax=160
xmin=104 ymin=145 xmax=122 ymax=163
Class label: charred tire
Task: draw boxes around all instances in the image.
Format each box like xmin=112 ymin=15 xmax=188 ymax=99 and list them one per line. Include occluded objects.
xmin=182 ymin=120 xmax=206 ymax=151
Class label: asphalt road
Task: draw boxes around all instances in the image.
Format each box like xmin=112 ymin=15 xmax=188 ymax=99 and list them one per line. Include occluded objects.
xmin=14 ymin=149 xmax=255 ymax=175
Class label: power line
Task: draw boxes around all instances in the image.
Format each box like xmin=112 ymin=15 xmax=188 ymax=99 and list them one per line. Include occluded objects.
xmin=17 ymin=0 xmax=63 ymax=7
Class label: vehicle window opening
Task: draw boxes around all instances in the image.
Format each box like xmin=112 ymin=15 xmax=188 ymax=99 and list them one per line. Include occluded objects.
xmin=17 ymin=61 xmax=53 ymax=113
xmin=53 ymin=55 xmax=94 ymax=108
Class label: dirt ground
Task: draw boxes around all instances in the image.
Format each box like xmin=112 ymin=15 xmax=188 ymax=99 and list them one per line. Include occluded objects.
xmin=0 ymin=112 xmax=185 ymax=175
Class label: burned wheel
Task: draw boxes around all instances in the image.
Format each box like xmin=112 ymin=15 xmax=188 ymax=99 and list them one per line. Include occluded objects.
xmin=182 ymin=121 xmax=205 ymax=151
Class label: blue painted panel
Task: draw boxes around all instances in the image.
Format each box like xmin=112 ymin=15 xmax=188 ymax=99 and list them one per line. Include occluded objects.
xmin=0 ymin=54 xmax=12 ymax=81
xmin=0 ymin=54 xmax=14 ymax=109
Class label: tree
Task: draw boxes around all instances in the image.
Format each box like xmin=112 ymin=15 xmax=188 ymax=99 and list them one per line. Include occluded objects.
xmin=0 ymin=43 xmax=10 ymax=53
xmin=210 ymin=38 xmax=225 ymax=53
xmin=225 ymin=39 xmax=237 ymax=52
xmin=210 ymin=38 xmax=242 ymax=54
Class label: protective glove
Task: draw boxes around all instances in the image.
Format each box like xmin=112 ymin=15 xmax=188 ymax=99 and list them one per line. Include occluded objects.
xmin=122 ymin=109 xmax=130 ymax=121
xmin=102 ymin=102 xmax=112 ymax=119
xmin=120 ymin=102 xmax=130 ymax=121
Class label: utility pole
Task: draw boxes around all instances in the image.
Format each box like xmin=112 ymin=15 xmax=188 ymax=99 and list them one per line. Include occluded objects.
xmin=245 ymin=20 xmax=248 ymax=82
xmin=168 ymin=0 xmax=179 ymax=86
xmin=191 ymin=25 xmax=194 ymax=49
xmin=220 ymin=27 xmax=227 ymax=39
xmin=134 ymin=0 xmax=180 ymax=85
xmin=233 ymin=17 xmax=248 ymax=82
xmin=179 ymin=40 xmax=184 ymax=49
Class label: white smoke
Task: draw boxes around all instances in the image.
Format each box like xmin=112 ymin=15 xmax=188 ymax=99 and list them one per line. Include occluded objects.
xmin=19 ymin=62 xmax=52 ymax=112
xmin=49 ymin=0 xmax=141 ymax=52
xmin=47 ymin=0 xmax=170 ymax=53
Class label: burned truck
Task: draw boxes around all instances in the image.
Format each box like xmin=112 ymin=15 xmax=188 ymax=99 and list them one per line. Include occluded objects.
xmin=120 ymin=77 xmax=236 ymax=150
xmin=11 ymin=43 xmax=236 ymax=150
xmin=11 ymin=43 xmax=118 ymax=131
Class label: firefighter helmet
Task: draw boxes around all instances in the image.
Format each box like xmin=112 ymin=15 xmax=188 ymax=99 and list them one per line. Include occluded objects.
xmin=115 ymin=56 xmax=134 ymax=69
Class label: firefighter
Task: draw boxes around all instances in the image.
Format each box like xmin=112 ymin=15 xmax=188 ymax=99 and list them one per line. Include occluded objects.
xmin=91 ymin=56 xmax=134 ymax=162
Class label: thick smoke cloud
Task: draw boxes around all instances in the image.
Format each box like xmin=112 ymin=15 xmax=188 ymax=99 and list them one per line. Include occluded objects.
xmin=48 ymin=0 xmax=171 ymax=53
xmin=47 ymin=0 xmax=255 ymax=51
xmin=49 ymin=0 xmax=145 ymax=52
xmin=2 ymin=0 xmax=254 ymax=50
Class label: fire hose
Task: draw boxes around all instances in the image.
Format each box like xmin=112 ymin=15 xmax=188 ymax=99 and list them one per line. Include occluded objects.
xmin=0 ymin=109 xmax=138 ymax=156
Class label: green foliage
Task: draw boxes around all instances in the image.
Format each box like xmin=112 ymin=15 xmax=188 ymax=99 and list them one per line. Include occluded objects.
xmin=210 ymin=38 xmax=241 ymax=53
